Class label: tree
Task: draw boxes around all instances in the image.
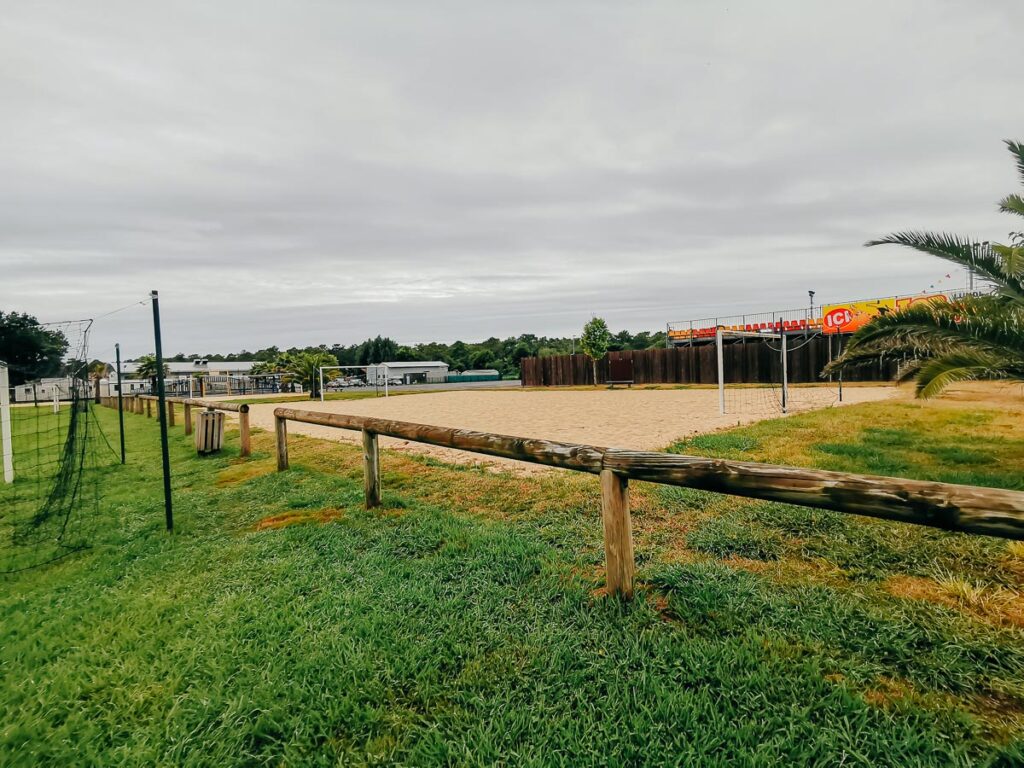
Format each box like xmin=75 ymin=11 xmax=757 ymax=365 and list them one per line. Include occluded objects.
xmin=133 ymin=354 xmax=169 ymax=393
xmin=282 ymin=351 xmax=337 ymax=399
xmin=89 ymin=360 xmax=107 ymax=403
xmin=827 ymin=140 xmax=1024 ymax=397
xmin=580 ymin=316 xmax=612 ymax=385
xmin=0 ymin=311 xmax=68 ymax=386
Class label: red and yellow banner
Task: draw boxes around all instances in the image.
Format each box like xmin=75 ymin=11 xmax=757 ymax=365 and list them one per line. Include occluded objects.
xmin=822 ymin=293 xmax=954 ymax=334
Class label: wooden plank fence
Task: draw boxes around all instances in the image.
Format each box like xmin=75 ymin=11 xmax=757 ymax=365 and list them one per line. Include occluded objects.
xmin=272 ymin=407 xmax=1024 ymax=599
xmin=520 ymin=337 xmax=896 ymax=387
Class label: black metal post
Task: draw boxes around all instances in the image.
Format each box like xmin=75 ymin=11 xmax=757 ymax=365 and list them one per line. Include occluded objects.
xmin=115 ymin=342 xmax=126 ymax=464
xmin=151 ymin=291 xmax=173 ymax=531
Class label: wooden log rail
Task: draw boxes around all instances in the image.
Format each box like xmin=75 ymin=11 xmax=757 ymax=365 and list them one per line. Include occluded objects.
xmin=101 ymin=395 xmax=250 ymax=457
xmin=273 ymin=407 xmax=1024 ymax=599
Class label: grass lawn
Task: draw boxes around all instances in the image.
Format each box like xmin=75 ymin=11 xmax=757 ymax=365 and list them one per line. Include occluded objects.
xmin=2 ymin=392 xmax=1023 ymax=765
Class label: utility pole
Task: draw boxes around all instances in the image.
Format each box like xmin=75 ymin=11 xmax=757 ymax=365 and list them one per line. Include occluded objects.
xmin=151 ymin=290 xmax=173 ymax=531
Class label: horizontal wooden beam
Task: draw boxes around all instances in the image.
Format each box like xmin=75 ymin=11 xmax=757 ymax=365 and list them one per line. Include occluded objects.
xmin=272 ymin=408 xmax=606 ymax=473
xmin=272 ymin=407 xmax=1024 ymax=541
xmin=601 ymin=449 xmax=1024 ymax=541
xmin=139 ymin=395 xmax=248 ymax=413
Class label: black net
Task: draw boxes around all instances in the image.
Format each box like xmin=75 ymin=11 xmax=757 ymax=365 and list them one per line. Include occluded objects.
xmin=1 ymin=320 xmax=117 ymax=573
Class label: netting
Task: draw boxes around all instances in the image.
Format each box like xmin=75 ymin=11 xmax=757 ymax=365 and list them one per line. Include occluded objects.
xmin=1 ymin=320 xmax=118 ymax=573
xmin=719 ymin=331 xmax=843 ymax=417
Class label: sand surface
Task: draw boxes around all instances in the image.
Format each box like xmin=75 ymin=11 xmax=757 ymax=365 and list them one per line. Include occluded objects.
xmin=248 ymin=385 xmax=898 ymax=473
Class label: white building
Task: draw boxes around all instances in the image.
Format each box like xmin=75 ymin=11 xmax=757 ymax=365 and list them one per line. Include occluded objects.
xmin=12 ymin=377 xmax=78 ymax=403
xmin=118 ymin=359 xmax=260 ymax=378
xmin=364 ymin=361 xmax=449 ymax=384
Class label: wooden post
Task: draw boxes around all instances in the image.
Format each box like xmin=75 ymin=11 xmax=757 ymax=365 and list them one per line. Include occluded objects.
xmin=275 ymin=416 xmax=289 ymax=471
xmin=167 ymin=401 xmax=175 ymax=427
xmin=184 ymin=403 xmax=192 ymax=435
xmin=146 ymin=398 xmax=152 ymax=418
xmin=600 ymin=469 xmax=634 ymax=599
xmin=362 ymin=429 xmax=381 ymax=508
xmin=239 ymin=409 xmax=251 ymax=457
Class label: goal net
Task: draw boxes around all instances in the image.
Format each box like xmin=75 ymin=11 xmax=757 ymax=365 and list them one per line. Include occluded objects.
xmin=716 ymin=328 xmax=843 ymax=418
xmin=1 ymin=320 xmax=117 ymax=573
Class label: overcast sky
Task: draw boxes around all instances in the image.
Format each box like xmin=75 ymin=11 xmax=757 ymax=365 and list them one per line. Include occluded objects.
xmin=2 ymin=1 xmax=1022 ymax=360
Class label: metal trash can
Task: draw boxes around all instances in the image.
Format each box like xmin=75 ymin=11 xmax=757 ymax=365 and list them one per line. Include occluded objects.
xmin=195 ymin=409 xmax=225 ymax=455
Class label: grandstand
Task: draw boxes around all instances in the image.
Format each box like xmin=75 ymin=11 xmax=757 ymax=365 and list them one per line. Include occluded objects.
xmin=665 ymin=289 xmax=971 ymax=346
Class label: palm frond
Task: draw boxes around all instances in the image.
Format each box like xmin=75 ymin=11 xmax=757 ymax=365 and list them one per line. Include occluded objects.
xmin=1000 ymin=193 xmax=1024 ymax=220
xmin=993 ymin=243 xmax=1024 ymax=278
xmin=895 ymin=357 xmax=926 ymax=384
xmin=914 ymin=348 xmax=1024 ymax=398
xmin=865 ymin=232 xmax=1024 ymax=302
xmin=842 ymin=298 xmax=1024 ymax=357
xmin=1006 ymin=139 xmax=1024 ymax=186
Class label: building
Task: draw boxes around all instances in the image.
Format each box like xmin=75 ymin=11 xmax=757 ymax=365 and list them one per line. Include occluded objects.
xmin=117 ymin=359 xmax=261 ymax=378
xmin=364 ymin=361 xmax=449 ymax=384
xmin=12 ymin=377 xmax=77 ymax=403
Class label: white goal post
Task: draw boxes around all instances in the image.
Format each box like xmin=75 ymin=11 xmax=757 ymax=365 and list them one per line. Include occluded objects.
xmin=317 ymin=364 xmax=392 ymax=402
xmin=716 ymin=327 xmax=788 ymax=415
xmin=1 ymin=361 xmax=13 ymax=483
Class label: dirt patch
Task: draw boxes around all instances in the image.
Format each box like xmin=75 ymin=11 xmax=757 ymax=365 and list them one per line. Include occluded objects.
xmin=216 ymin=460 xmax=276 ymax=487
xmin=254 ymin=508 xmax=344 ymax=531
xmin=883 ymin=574 xmax=1024 ymax=629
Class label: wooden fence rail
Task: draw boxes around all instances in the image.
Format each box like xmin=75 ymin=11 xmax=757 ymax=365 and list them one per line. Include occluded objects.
xmin=101 ymin=395 xmax=251 ymax=457
xmin=273 ymin=407 xmax=1024 ymax=599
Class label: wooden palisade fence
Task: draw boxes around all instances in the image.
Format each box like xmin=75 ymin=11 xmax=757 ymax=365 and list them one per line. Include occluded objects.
xmin=101 ymin=394 xmax=251 ymax=457
xmin=273 ymin=407 xmax=1024 ymax=599
xmin=520 ymin=339 xmax=896 ymax=387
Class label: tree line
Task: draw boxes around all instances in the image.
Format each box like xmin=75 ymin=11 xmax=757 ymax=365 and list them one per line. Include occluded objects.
xmin=165 ymin=329 xmax=669 ymax=378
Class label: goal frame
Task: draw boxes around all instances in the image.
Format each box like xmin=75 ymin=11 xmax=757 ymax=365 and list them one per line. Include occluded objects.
xmin=317 ymin=364 xmax=393 ymax=402
xmin=716 ymin=328 xmax=788 ymax=415
xmin=1 ymin=361 xmax=12 ymax=483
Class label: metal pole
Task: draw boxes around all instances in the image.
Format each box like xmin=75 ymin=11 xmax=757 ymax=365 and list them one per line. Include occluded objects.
xmin=781 ymin=332 xmax=788 ymax=414
xmin=115 ymin=343 xmax=126 ymax=464
xmin=151 ymin=290 xmax=173 ymax=532
xmin=1 ymin=362 xmax=13 ymax=484
xmin=319 ymin=367 xmax=324 ymax=403
xmin=716 ymin=327 xmax=725 ymax=415
xmin=837 ymin=336 xmax=843 ymax=403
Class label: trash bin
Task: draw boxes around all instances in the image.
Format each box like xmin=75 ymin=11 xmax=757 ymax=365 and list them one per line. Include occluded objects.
xmin=195 ymin=409 xmax=225 ymax=455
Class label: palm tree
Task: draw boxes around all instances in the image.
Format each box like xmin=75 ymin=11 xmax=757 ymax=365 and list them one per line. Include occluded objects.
xmin=133 ymin=354 xmax=169 ymax=394
xmin=89 ymin=361 xmax=107 ymax=403
xmin=827 ymin=140 xmax=1024 ymax=397
xmin=282 ymin=351 xmax=337 ymax=399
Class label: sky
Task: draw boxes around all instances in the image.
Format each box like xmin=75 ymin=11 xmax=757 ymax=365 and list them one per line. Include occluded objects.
xmin=1 ymin=1 xmax=1022 ymax=361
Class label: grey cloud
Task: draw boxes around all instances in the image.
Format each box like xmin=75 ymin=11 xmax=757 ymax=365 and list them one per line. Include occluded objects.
xmin=1 ymin=0 xmax=1021 ymax=360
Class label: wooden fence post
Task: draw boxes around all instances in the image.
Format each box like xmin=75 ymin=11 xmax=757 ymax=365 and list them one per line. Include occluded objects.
xmin=239 ymin=409 xmax=251 ymax=457
xmin=362 ymin=429 xmax=381 ymax=509
xmin=275 ymin=416 xmax=289 ymax=471
xmin=167 ymin=401 xmax=175 ymax=427
xmin=600 ymin=469 xmax=634 ymax=599
xmin=145 ymin=398 xmax=152 ymax=418
xmin=184 ymin=404 xmax=192 ymax=435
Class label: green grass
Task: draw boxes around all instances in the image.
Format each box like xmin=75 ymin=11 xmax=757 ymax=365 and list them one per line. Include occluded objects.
xmin=2 ymin=397 xmax=1023 ymax=765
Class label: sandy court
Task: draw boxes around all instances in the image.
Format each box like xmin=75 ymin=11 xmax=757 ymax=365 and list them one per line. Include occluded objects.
xmin=248 ymin=385 xmax=898 ymax=472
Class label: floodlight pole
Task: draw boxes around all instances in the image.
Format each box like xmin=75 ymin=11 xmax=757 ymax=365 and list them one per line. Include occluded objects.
xmin=1 ymin=362 xmax=13 ymax=484
xmin=115 ymin=343 xmax=126 ymax=464
xmin=151 ymin=290 xmax=173 ymax=532
xmin=716 ymin=327 xmax=725 ymax=415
